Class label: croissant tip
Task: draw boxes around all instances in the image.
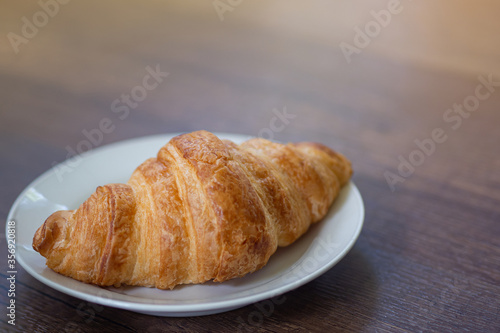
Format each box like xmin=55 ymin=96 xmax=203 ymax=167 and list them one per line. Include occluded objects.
xmin=33 ymin=210 xmax=73 ymax=256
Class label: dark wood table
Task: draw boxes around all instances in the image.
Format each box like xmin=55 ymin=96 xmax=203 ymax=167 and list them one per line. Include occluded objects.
xmin=1 ymin=1 xmax=499 ymax=332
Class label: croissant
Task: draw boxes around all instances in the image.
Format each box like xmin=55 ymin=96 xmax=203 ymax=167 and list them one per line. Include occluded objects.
xmin=33 ymin=130 xmax=352 ymax=289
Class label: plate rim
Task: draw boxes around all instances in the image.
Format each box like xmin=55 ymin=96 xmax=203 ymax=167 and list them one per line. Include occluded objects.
xmin=7 ymin=132 xmax=364 ymax=315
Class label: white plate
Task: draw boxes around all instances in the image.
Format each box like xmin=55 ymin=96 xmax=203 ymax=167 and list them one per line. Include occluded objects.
xmin=7 ymin=132 xmax=364 ymax=317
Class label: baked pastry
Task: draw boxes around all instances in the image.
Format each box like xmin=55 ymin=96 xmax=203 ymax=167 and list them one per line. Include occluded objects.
xmin=33 ymin=130 xmax=351 ymax=289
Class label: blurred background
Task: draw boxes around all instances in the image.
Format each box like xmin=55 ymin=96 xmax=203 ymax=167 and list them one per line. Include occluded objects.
xmin=2 ymin=0 xmax=500 ymax=160
xmin=1 ymin=1 xmax=500 ymax=332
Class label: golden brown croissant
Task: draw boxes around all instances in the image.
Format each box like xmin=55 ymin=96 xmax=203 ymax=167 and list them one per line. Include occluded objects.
xmin=33 ymin=130 xmax=352 ymax=289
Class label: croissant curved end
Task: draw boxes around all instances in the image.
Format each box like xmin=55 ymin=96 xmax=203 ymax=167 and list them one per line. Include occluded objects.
xmin=33 ymin=210 xmax=73 ymax=256
xmin=292 ymin=141 xmax=353 ymax=184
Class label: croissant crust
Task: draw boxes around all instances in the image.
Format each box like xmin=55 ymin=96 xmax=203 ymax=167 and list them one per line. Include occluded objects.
xmin=33 ymin=130 xmax=352 ymax=289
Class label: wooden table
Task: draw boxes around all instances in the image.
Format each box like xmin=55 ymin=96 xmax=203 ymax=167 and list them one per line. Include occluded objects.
xmin=1 ymin=1 xmax=499 ymax=332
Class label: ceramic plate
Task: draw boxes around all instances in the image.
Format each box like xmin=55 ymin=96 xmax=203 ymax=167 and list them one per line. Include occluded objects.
xmin=7 ymin=133 xmax=364 ymax=317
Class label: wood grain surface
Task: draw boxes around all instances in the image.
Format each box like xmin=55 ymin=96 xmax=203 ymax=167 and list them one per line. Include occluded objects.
xmin=1 ymin=1 xmax=499 ymax=332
